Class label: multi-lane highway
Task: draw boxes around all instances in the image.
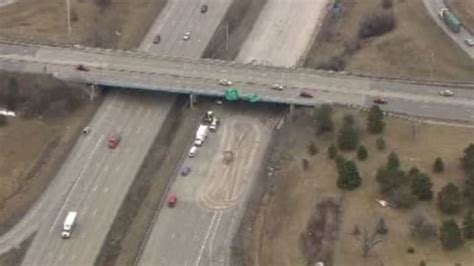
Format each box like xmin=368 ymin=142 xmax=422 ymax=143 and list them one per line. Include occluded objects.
xmin=0 ymin=41 xmax=473 ymax=122
xmin=423 ymin=0 xmax=474 ymax=58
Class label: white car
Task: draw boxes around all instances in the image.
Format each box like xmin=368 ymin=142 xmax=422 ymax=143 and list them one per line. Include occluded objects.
xmin=188 ymin=146 xmax=198 ymax=157
xmin=219 ymin=79 xmax=232 ymax=86
xmin=82 ymin=126 xmax=91 ymax=135
xmin=464 ymin=38 xmax=474 ymax=47
xmin=271 ymin=84 xmax=284 ymax=91
xmin=183 ymin=32 xmax=191 ymax=40
xmin=439 ymin=89 xmax=454 ymax=97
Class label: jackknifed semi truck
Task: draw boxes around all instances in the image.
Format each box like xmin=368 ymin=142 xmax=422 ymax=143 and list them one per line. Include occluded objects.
xmin=439 ymin=8 xmax=462 ymax=33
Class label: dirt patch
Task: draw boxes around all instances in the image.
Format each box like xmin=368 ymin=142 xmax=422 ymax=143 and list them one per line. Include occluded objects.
xmin=446 ymin=0 xmax=474 ymax=34
xmin=0 ymin=233 xmax=34 ymax=266
xmin=242 ymin=106 xmax=474 ymax=266
xmin=0 ymin=0 xmax=168 ymax=49
xmin=305 ymin=0 xmax=474 ymax=81
xmin=0 ymin=72 xmax=98 ymax=236
xmin=202 ymin=0 xmax=267 ymax=60
xmin=300 ymin=198 xmax=342 ymax=266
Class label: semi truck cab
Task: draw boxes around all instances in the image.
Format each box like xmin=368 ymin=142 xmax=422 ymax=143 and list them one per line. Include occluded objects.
xmin=61 ymin=211 xmax=77 ymax=239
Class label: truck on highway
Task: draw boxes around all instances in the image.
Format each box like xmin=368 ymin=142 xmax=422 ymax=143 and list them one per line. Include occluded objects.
xmin=439 ymin=8 xmax=462 ymax=33
xmin=61 ymin=211 xmax=77 ymax=239
xmin=194 ymin=125 xmax=209 ymax=146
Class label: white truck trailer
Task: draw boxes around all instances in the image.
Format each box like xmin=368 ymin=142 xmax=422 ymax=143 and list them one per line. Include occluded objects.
xmin=61 ymin=211 xmax=77 ymax=239
xmin=194 ymin=125 xmax=209 ymax=146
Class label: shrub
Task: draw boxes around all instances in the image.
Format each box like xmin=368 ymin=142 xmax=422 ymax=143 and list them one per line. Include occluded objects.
xmin=376 ymin=218 xmax=388 ymax=234
xmin=391 ymin=184 xmax=416 ymax=208
xmin=328 ymin=144 xmax=338 ymax=159
xmin=438 ymin=183 xmax=463 ymax=214
xmin=376 ymin=167 xmax=408 ymax=195
xmin=410 ymin=213 xmax=438 ymax=240
xmin=338 ymin=116 xmax=359 ymax=151
xmin=308 ymin=142 xmax=318 ymax=156
xmin=367 ymin=105 xmax=385 ymax=134
xmin=406 ymin=247 xmax=415 ymax=254
xmin=381 ymin=0 xmax=393 ymax=9
xmin=359 ymin=10 xmax=396 ymax=39
xmin=440 ymin=219 xmax=463 ymax=250
xmin=462 ymin=210 xmax=474 ymax=239
xmin=433 ymin=157 xmax=444 ymax=173
xmin=314 ymin=104 xmax=334 ymax=134
xmin=302 ymin=159 xmax=309 ymax=171
xmin=318 ymin=55 xmax=346 ymax=71
xmin=376 ymin=137 xmax=386 ymax=150
xmin=357 ymin=145 xmax=368 ymax=161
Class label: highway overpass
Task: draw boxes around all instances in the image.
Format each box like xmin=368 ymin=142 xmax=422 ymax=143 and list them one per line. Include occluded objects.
xmin=0 ymin=40 xmax=474 ymax=122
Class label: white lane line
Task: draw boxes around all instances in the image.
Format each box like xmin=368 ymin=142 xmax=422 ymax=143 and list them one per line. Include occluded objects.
xmin=194 ymin=212 xmax=218 ymax=266
xmin=207 ymin=211 xmax=224 ymax=266
xmin=49 ymin=136 xmax=104 ymax=233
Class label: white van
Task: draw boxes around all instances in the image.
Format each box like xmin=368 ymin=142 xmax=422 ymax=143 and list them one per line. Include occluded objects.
xmin=188 ymin=146 xmax=198 ymax=158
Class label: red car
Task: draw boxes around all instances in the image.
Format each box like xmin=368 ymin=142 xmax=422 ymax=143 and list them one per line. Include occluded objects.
xmin=107 ymin=134 xmax=121 ymax=149
xmin=167 ymin=193 xmax=177 ymax=207
xmin=76 ymin=64 xmax=89 ymax=72
xmin=373 ymin=97 xmax=388 ymax=104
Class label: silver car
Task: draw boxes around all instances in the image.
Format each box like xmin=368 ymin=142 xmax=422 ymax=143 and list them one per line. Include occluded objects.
xmin=439 ymin=89 xmax=454 ymax=97
xmin=464 ymin=38 xmax=474 ymax=47
xmin=219 ymin=79 xmax=232 ymax=86
xmin=271 ymin=84 xmax=284 ymax=91
xmin=183 ymin=32 xmax=191 ymax=40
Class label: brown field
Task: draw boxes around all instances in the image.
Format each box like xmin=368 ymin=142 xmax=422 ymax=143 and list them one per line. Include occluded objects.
xmin=0 ymin=0 xmax=167 ymax=49
xmin=244 ymin=107 xmax=474 ymax=266
xmin=305 ymin=0 xmax=474 ymax=81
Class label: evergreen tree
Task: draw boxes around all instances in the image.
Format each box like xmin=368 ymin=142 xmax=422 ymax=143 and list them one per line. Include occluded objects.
xmin=338 ymin=119 xmax=359 ymax=151
xmin=315 ymin=104 xmax=334 ymax=134
xmin=328 ymin=144 xmax=338 ymax=159
xmin=463 ymin=210 xmax=474 ymax=239
xmin=367 ymin=105 xmax=385 ymax=134
xmin=357 ymin=145 xmax=368 ymax=161
xmin=376 ymin=137 xmax=386 ymax=150
xmin=337 ymin=160 xmax=361 ymax=190
xmin=411 ymin=173 xmax=433 ymax=200
xmin=387 ymin=152 xmax=400 ymax=170
xmin=437 ymin=183 xmax=463 ymax=214
xmin=433 ymin=157 xmax=445 ymax=173
xmin=376 ymin=218 xmax=388 ymax=234
xmin=440 ymin=219 xmax=463 ymax=250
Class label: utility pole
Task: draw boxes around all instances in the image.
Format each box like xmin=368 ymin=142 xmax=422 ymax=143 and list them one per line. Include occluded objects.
xmin=66 ymin=0 xmax=72 ymax=36
xmin=225 ymin=21 xmax=229 ymax=51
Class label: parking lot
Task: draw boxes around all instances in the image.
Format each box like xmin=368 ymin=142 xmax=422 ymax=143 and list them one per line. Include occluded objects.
xmin=138 ymin=103 xmax=279 ymax=266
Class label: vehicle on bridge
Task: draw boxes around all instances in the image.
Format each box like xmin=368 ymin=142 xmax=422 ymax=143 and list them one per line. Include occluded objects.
xmin=271 ymin=83 xmax=284 ymax=91
xmin=299 ymin=92 xmax=313 ymax=98
xmin=61 ymin=211 xmax=77 ymax=239
xmin=76 ymin=64 xmax=89 ymax=72
xmin=439 ymin=89 xmax=454 ymax=97
xmin=439 ymin=8 xmax=462 ymax=33
xmin=219 ymin=79 xmax=233 ymax=86
xmin=168 ymin=193 xmax=177 ymax=207
xmin=203 ymin=111 xmax=215 ymax=124
xmin=373 ymin=97 xmax=388 ymax=104
xmin=210 ymin=117 xmax=219 ymax=132
xmin=107 ymin=134 xmax=121 ymax=149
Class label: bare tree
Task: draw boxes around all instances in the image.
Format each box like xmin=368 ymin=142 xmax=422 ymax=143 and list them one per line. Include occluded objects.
xmin=352 ymin=223 xmax=386 ymax=257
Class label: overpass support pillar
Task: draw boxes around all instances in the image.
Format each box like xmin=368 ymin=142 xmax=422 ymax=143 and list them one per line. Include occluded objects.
xmin=89 ymin=84 xmax=100 ymax=101
xmin=189 ymin=94 xmax=196 ymax=108
xmin=289 ymin=103 xmax=295 ymax=113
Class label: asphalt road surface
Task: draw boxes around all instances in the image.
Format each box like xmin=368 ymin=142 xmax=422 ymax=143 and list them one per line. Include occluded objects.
xmin=423 ymin=0 xmax=474 ymax=58
xmin=21 ymin=91 xmax=175 ymax=265
xmin=140 ymin=0 xmax=232 ymax=57
xmin=138 ymin=107 xmax=278 ymax=266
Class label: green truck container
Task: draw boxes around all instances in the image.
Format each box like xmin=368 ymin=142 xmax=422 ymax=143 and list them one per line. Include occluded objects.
xmin=439 ymin=8 xmax=462 ymax=33
xmin=225 ymin=88 xmax=239 ymax=101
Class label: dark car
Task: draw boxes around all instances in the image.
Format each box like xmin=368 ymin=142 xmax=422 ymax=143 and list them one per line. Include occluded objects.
xmin=153 ymin=34 xmax=161 ymax=44
xmin=181 ymin=166 xmax=191 ymax=176
xmin=201 ymin=4 xmax=208 ymax=13
xmin=373 ymin=97 xmax=388 ymax=104
xmin=299 ymin=92 xmax=313 ymax=98
xmin=76 ymin=64 xmax=89 ymax=72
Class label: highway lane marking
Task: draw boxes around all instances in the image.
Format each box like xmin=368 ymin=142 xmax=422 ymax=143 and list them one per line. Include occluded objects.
xmin=49 ymin=136 xmax=104 ymax=233
xmin=194 ymin=211 xmax=218 ymax=266
xmin=207 ymin=211 xmax=224 ymax=266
